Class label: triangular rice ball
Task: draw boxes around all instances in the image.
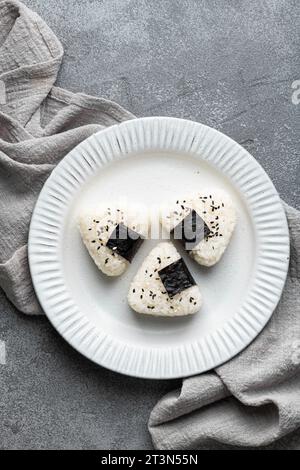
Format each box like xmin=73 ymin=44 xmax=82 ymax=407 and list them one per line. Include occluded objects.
xmin=128 ymin=242 xmax=202 ymax=316
xmin=79 ymin=206 xmax=147 ymax=276
xmin=160 ymin=189 xmax=236 ymax=267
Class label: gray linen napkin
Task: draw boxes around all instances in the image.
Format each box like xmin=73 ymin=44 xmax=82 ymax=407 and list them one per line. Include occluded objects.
xmin=0 ymin=0 xmax=134 ymax=314
xmin=149 ymin=204 xmax=300 ymax=449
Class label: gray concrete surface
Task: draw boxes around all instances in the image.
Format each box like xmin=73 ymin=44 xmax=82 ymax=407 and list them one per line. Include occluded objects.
xmin=0 ymin=0 xmax=299 ymax=450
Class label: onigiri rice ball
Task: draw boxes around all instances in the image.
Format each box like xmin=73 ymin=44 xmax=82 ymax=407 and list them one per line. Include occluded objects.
xmin=160 ymin=189 xmax=236 ymax=267
xmin=79 ymin=206 xmax=148 ymax=276
xmin=128 ymin=242 xmax=202 ymax=317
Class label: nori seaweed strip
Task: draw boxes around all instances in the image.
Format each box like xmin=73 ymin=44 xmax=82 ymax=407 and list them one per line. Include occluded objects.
xmin=171 ymin=209 xmax=211 ymax=250
xmin=106 ymin=223 xmax=143 ymax=262
xmin=158 ymin=258 xmax=196 ymax=298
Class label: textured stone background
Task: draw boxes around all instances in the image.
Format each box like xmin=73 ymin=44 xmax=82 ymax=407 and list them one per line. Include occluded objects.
xmin=0 ymin=0 xmax=299 ymax=450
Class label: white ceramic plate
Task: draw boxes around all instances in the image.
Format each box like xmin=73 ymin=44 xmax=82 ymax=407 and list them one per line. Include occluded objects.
xmin=28 ymin=117 xmax=289 ymax=379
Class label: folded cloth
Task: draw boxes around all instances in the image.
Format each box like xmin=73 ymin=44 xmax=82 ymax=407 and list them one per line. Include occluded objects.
xmin=0 ymin=0 xmax=134 ymax=314
xmin=149 ymin=204 xmax=300 ymax=449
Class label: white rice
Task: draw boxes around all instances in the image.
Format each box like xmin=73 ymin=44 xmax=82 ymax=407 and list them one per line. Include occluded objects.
xmin=160 ymin=189 xmax=236 ymax=267
xmin=79 ymin=207 xmax=148 ymax=276
xmin=128 ymin=242 xmax=202 ymax=317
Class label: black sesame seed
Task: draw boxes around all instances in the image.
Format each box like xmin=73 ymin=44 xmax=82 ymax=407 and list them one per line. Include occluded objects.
xmin=91 ymin=240 xmax=96 ymax=243
xmin=105 ymin=258 xmax=109 ymax=264
xmin=133 ymin=289 xmax=135 ymax=293
xmin=140 ymin=295 xmax=143 ymax=299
